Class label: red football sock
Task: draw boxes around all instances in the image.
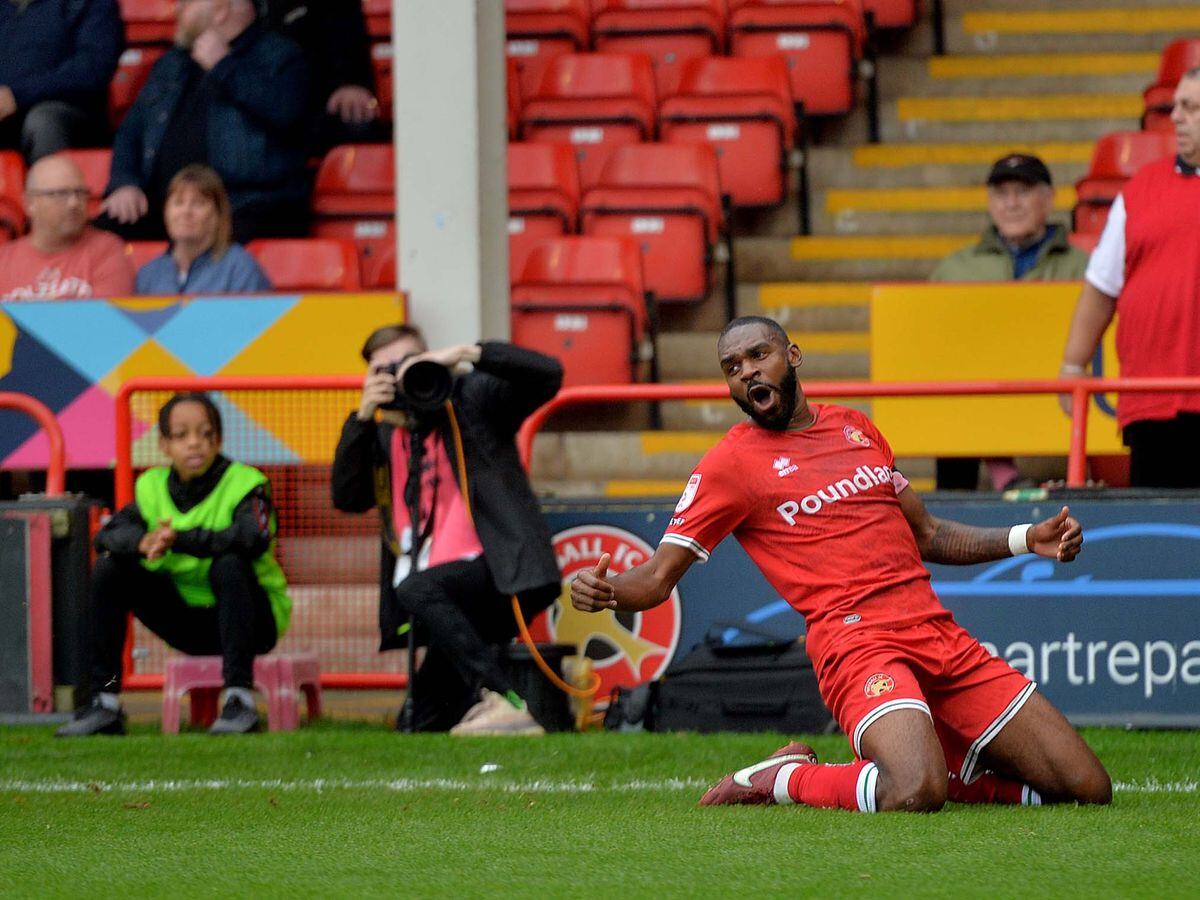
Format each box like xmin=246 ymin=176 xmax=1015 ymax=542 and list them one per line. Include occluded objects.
xmin=948 ymin=771 xmax=1040 ymax=806
xmin=783 ymin=760 xmax=879 ymax=812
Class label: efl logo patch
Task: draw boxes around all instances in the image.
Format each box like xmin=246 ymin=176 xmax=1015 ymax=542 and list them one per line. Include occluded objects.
xmin=843 ymin=425 xmax=871 ymax=448
xmin=864 ymin=673 xmax=895 ymax=698
xmin=675 ymin=474 xmax=701 ymax=513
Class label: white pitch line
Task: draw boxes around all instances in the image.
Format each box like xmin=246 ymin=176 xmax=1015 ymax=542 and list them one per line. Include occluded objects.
xmin=0 ymin=777 xmax=1194 ymax=796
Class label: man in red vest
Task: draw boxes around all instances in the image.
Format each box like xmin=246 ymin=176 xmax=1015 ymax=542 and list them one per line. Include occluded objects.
xmin=1061 ymin=67 xmax=1200 ymax=487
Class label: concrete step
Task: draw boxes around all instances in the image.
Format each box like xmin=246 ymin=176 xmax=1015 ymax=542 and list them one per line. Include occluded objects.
xmin=658 ymin=330 xmax=869 ymax=380
xmin=880 ymin=54 xmax=1157 ymax=99
xmin=944 ymin=7 xmax=1200 ymax=55
xmin=742 ymin=281 xmax=871 ymax=330
xmin=738 ymin=234 xmax=974 ymax=281
xmin=842 ymin=141 xmax=1092 ymax=186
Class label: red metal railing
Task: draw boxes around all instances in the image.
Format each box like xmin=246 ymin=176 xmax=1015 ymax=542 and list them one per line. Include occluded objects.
xmin=517 ymin=377 xmax=1200 ymax=487
xmin=0 ymin=391 xmax=66 ymax=496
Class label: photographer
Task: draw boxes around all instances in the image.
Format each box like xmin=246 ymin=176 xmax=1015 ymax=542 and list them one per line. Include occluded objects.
xmin=332 ymin=324 xmax=564 ymax=735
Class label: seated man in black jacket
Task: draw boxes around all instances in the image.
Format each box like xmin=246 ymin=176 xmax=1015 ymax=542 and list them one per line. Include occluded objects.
xmin=333 ymin=324 xmax=564 ymax=735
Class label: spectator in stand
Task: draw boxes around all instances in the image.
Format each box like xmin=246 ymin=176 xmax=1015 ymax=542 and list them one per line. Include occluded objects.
xmin=0 ymin=154 xmax=132 ymax=299
xmin=930 ymin=153 xmax=1088 ymax=491
xmin=0 ymin=0 xmax=123 ymax=162
xmin=96 ymin=0 xmax=310 ymax=244
xmin=136 ymin=165 xmax=270 ymax=294
xmin=262 ymin=0 xmax=385 ymax=152
xmin=1061 ymin=68 xmax=1200 ymax=488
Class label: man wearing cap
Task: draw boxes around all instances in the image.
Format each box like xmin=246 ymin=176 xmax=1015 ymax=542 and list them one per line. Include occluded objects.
xmin=930 ymin=153 xmax=1088 ymax=490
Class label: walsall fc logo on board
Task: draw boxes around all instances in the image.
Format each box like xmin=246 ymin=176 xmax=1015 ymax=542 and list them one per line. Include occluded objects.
xmin=531 ymin=525 xmax=682 ymax=703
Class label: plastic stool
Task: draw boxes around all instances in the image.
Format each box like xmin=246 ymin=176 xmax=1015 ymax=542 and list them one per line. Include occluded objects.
xmin=161 ymin=653 xmax=322 ymax=733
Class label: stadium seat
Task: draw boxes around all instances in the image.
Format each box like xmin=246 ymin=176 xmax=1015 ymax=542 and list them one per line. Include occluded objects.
xmin=312 ymin=144 xmax=394 ymax=217
xmin=311 ymin=218 xmax=396 ymax=289
xmin=1143 ymin=38 xmax=1200 ymax=131
xmin=371 ymin=43 xmax=393 ymax=121
xmin=161 ymin=653 xmax=322 ymax=733
xmin=0 ymin=150 xmax=26 ymax=239
xmin=658 ymin=55 xmax=796 ymax=208
xmin=508 ymin=142 xmax=581 ymax=282
xmin=505 ymin=0 xmax=593 ymax=99
xmin=580 ymin=142 xmax=723 ymax=304
xmin=124 ymin=240 xmax=168 ymax=274
xmin=118 ymin=0 xmax=176 ymax=45
xmin=591 ymin=0 xmax=726 ymax=98
xmin=862 ymin=0 xmax=918 ymax=29
xmin=519 ymin=52 xmax=658 ymax=188
xmin=1073 ymin=130 xmax=1177 ymax=234
xmin=109 ymin=47 xmax=164 ymax=130
xmin=510 ymin=235 xmax=652 ymax=386
xmin=507 ymin=57 xmax=522 ymax=140
xmin=247 ymin=238 xmax=363 ymax=291
xmin=1068 ymin=231 xmax=1100 ymax=256
xmin=363 ymin=0 xmax=391 ymax=38
xmin=726 ymin=0 xmax=866 ymax=117
xmin=59 ymin=148 xmax=111 ymax=218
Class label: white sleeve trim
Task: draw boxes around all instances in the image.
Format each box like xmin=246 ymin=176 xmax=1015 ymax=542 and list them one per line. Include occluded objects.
xmin=659 ymin=533 xmax=711 ymax=562
xmin=1084 ymin=193 xmax=1126 ymax=298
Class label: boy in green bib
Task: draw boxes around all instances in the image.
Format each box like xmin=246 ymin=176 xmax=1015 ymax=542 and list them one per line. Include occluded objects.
xmin=57 ymin=392 xmax=290 ymax=736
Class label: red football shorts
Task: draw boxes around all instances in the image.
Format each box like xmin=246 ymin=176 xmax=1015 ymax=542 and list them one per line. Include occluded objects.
xmin=814 ymin=615 xmax=1035 ymax=784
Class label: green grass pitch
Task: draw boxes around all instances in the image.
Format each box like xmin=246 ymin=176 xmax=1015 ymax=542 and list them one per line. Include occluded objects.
xmin=2 ymin=725 xmax=1197 ymax=897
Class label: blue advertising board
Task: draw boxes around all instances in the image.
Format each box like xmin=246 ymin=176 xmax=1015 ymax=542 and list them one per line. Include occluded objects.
xmin=543 ymin=496 xmax=1200 ymax=727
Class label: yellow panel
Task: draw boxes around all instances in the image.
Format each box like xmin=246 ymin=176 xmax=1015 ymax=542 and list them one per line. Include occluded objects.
xmin=962 ymin=9 xmax=1200 ymax=34
xmin=854 ymin=142 xmax=1094 ymax=168
xmin=825 ymin=186 xmax=1076 ymax=214
xmin=929 ymin=53 xmax=1158 ymax=79
xmin=758 ymin=282 xmax=874 ymax=307
xmin=791 ymin=235 xmax=974 ymax=260
xmin=897 ymin=94 xmax=1142 ymax=122
xmin=870 ymin=283 xmax=1123 ymax=457
xmin=0 ymin=310 xmax=16 ymax=378
xmin=98 ymin=339 xmax=192 ymax=395
xmin=220 ymin=293 xmax=405 ymax=375
xmin=605 ymin=479 xmax=687 ymax=497
xmin=640 ymin=431 xmax=721 ymax=455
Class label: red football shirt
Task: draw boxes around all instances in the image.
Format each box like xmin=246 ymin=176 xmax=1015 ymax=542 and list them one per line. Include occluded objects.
xmin=661 ymin=404 xmax=949 ymax=660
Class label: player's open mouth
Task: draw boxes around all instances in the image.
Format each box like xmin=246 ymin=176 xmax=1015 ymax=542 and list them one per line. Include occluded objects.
xmin=748 ymin=383 xmax=777 ymax=413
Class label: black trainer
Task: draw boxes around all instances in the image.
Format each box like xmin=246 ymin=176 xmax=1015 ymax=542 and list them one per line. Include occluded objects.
xmin=208 ymin=694 xmax=260 ymax=735
xmin=54 ymin=698 xmax=126 ymax=737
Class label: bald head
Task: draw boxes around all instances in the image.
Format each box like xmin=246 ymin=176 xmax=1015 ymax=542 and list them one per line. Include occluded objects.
xmin=23 ymin=154 xmax=91 ymax=252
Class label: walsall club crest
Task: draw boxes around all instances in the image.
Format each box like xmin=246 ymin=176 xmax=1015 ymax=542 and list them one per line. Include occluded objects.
xmin=530 ymin=525 xmax=682 ymax=704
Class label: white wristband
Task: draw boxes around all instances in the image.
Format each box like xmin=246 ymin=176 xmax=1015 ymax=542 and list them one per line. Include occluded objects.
xmin=1008 ymin=523 xmax=1033 ymax=556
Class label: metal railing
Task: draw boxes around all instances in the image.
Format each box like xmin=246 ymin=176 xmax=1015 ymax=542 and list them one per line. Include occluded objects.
xmin=0 ymin=391 xmax=66 ymax=496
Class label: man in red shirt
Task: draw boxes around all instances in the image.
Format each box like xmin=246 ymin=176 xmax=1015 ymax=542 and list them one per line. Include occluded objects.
xmin=0 ymin=154 xmax=132 ymax=300
xmin=572 ymin=317 xmax=1111 ymax=813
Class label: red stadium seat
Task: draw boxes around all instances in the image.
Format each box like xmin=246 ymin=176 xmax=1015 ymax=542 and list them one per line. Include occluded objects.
xmin=312 ymin=144 xmax=394 ymax=217
xmin=727 ymin=0 xmax=865 ymax=117
xmin=511 ymin=235 xmax=651 ymax=386
xmin=0 ymin=150 xmax=26 ymax=239
xmin=247 ymin=238 xmax=363 ymax=291
xmin=371 ymin=43 xmax=392 ymax=121
xmin=1067 ymin=231 xmax=1099 ymax=256
xmin=362 ymin=0 xmax=390 ymax=38
xmin=519 ymin=52 xmax=658 ymax=188
xmin=108 ymin=47 xmax=164 ymax=129
xmin=310 ymin=219 xmax=396 ymax=288
xmin=118 ymin=0 xmax=176 ymax=45
xmin=1073 ymin=130 xmax=1176 ymax=234
xmin=580 ymin=142 xmax=722 ymax=303
xmin=59 ymin=148 xmax=111 ymax=218
xmin=658 ymin=55 xmax=795 ymax=208
xmin=591 ymin=0 xmax=726 ymax=98
xmin=505 ymin=0 xmax=592 ymax=99
xmin=1143 ymin=39 xmax=1200 ymax=131
xmin=507 ymin=57 xmax=523 ymax=140
xmin=124 ymin=240 xmax=168 ymax=274
xmin=862 ymin=0 xmax=918 ymax=29
xmin=508 ymin=142 xmax=581 ymax=281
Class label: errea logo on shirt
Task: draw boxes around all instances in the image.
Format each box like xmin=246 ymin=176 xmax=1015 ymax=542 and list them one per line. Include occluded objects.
xmin=773 ymin=456 xmax=799 ymax=477
xmin=776 ymin=465 xmax=895 ymax=522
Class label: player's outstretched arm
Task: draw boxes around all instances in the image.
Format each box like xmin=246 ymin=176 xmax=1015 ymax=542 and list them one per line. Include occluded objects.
xmin=899 ymin=488 xmax=1083 ymax=565
xmin=571 ymin=543 xmax=697 ymax=614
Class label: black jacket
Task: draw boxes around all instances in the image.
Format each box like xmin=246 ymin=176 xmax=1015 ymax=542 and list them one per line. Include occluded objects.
xmin=331 ymin=342 xmax=563 ymax=604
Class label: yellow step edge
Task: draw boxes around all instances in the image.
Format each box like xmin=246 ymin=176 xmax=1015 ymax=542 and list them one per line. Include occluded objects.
xmin=758 ymin=282 xmax=874 ymax=307
xmin=962 ymin=9 xmax=1200 ymax=35
xmin=825 ymin=185 xmax=1076 ymax=214
xmin=791 ymin=234 xmax=975 ymax=261
xmin=641 ymin=431 xmax=723 ymax=455
xmin=604 ymin=479 xmax=688 ymax=498
xmin=929 ymin=52 xmax=1159 ymax=79
xmin=854 ymin=141 xmax=1095 ymax=168
xmin=898 ymin=93 xmax=1143 ymax=122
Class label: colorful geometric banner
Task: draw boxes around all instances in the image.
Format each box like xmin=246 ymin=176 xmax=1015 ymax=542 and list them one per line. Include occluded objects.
xmin=0 ymin=293 xmax=405 ymax=469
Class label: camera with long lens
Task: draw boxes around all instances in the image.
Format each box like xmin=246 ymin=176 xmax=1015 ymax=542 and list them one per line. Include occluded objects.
xmin=379 ymin=359 xmax=453 ymax=414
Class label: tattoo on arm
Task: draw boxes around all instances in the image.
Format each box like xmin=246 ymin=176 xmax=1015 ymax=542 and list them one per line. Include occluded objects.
xmin=922 ymin=519 xmax=1011 ymax=565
